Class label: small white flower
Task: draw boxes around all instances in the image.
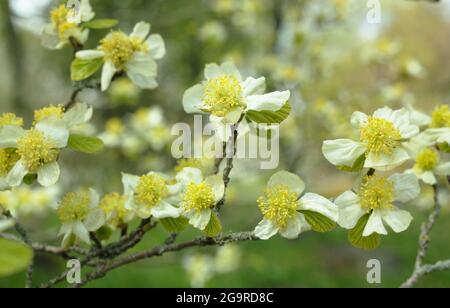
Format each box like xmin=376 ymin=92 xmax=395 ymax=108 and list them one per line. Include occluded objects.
xmin=322 ymin=107 xmax=420 ymax=171
xmin=254 ymin=171 xmax=338 ymax=240
xmin=182 ymin=62 xmax=291 ymax=125
xmin=405 ymin=147 xmax=450 ymax=185
xmin=34 ymin=103 xmax=93 ymax=133
xmin=76 ymin=22 xmax=166 ymax=91
xmin=57 ymin=189 xmax=105 ymax=247
xmin=335 ymin=173 xmax=420 ymax=237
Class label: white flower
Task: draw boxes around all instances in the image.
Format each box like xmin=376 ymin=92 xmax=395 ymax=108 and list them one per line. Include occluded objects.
xmin=122 ymin=172 xmax=180 ymax=220
xmin=322 ymin=107 xmax=419 ymax=171
xmin=34 ymin=103 xmax=93 ymax=132
xmin=405 ymin=147 xmax=450 ymax=185
xmin=57 ymin=189 xmax=106 ymax=247
xmin=177 ymin=168 xmax=225 ymax=231
xmin=0 ymin=119 xmax=70 ymax=187
xmin=182 ymin=62 xmax=291 ymax=124
xmin=0 ymin=186 xmax=60 ymax=217
xmin=75 ymin=22 xmax=166 ymax=91
xmin=42 ymin=0 xmax=94 ymax=50
xmin=254 ymin=171 xmax=338 ymax=240
xmin=335 ymin=173 xmax=420 ymax=237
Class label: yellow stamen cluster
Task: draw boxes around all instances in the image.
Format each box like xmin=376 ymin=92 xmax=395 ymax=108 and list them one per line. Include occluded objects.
xmin=360 ymin=117 xmax=402 ymax=156
xmin=135 ymin=174 xmax=168 ymax=209
xmin=34 ymin=105 xmax=65 ymax=123
xmin=359 ymin=176 xmax=395 ymax=211
xmin=100 ymin=193 xmax=128 ymax=227
xmin=105 ymin=118 xmax=125 ymax=135
xmin=50 ymin=5 xmax=77 ymax=39
xmin=430 ymin=105 xmax=450 ymax=128
xmin=203 ymin=75 xmax=244 ymax=117
xmin=257 ymin=185 xmax=298 ymax=229
xmin=100 ymin=31 xmax=149 ymax=69
xmin=17 ymin=130 xmax=59 ymax=173
xmin=415 ymin=148 xmax=439 ymax=171
xmin=182 ymin=182 xmax=215 ymax=212
xmin=57 ymin=191 xmax=90 ymax=223
xmin=0 ymin=149 xmax=20 ymax=177
xmin=0 ymin=113 xmax=23 ymax=128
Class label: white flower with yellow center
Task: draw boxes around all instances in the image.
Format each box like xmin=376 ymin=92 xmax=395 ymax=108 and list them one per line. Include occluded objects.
xmin=254 ymin=171 xmax=338 ymax=240
xmin=405 ymin=147 xmax=450 ymax=185
xmin=122 ymin=172 xmax=180 ymax=220
xmin=335 ymin=173 xmax=420 ymax=237
xmin=176 ymin=167 xmax=225 ymax=231
xmin=99 ymin=192 xmax=134 ymax=229
xmin=0 ymin=119 xmax=69 ymax=187
xmin=42 ymin=0 xmax=95 ymax=50
xmin=34 ymin=102 xmax=93 ymax=132
xmin=183 ymin=62 xmax=291 ymax=125
xmin=75 ymin=22 xmax=166 ymax=91
xmin=322 ymin=107 xmax=420 ymax=171
xmin=57 ymin=189 xmax=105 ymax=247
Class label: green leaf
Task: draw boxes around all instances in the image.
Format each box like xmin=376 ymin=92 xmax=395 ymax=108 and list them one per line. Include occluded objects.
xmin=23 ymin=174 xmax=37 ymax=185
xmin=301 ymin=211 xmax=337 ymax=233
xmin=204 ymin=213 xmax=222 ymax=237
xmin=246 ymin=102 xmax=291 ymax=124
xmin=160 ymin=217 xmax=189 ymax=233
xmin=96 ymin=226 xmax=113 ymax=241
xmin=68 ymin=134 xmax=104 ymax=154
xmin=438 ymin=142 xmax=450 ymax=153
xmin=337 ymin=154 xmax=366 ymax=172
xmin=83 ymin=19 xmax=119 ymax=29
xmin=71 ymin=57 xmax=103 ymax=81
xmin=348 ymin=214 xmax=381 ymax=251
xmin=0 ymin=239 xmax=33 ymax=277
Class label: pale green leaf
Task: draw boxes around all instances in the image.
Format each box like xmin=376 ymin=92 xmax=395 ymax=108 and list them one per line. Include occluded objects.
xmin=71 ymin=57 xmax=104 ymax=81
xmin=204 ymin=213 xmax=222 ymax=237
xmin=348 ymin=214 xmax=381 ymax=251
xmin=68 ymin=134 xmax=104 ymax=154
xmin=246 ymin=102 xmax=291 ymax=124
xmin=0 ymin=239 xmax=33 ymax=277
xmin=83 ymin=19 xmax=119 ymax=29
xmin=301 ymin=210 xmax=337 ymax=233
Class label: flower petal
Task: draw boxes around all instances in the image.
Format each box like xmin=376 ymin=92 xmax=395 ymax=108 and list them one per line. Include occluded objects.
xmin=436 ymin=162 xmax=450 ymax=176
xmin=176 ymin=167 xmax=203 ymax=186
xmin=299 ymin=193 xmax=339 ymax=222
xmin=76 ymin=50 xmax=105 ymax=60
xmin=64 ymin=102 xmax=93 ymax=127
xmin=151 ymin=201 xmax=180 ymax=219
xmin=186 ymin=209 xmax=211 ymax=230
xmin=84 ymin=208 xmax=105 ymax=232
xmin=122 ymin=173 xmax=140 ymax=196
xmin=101 ymin=61 xmax=117 ymax=91
xmin=205 ymin=175 xmax=225 ymax=203
xmin=389 ymin=173 xmax=420 ymax=203
xmin=364 ymin=147 xmax=410 ymax=171
xmin=130 ymin=22 xmax=151 ymax=40
xmin=350 ymin=112 xmax=368 ymax=129
xmin=334 ymin=191 xmax=366 ymax=229
xmin=37 ymin=162 xmax=60 ymax=187
xmin=246 ymin=91 xmax=290 ymax=112
xmin=0 ymin=126 xmax=26 ymax=148
xmin=220 ymin=62 xmax=242 ymax=81
xmin=126 ymin=54 xmax=157 ymax=77
xmin=242 ymin=77 xmax=266 ymax=97
xmin=6 ymin=160 xmax=28 ymax=187
xmin=182 ymin=84 xmax=205 ymax=114
xmin=268 ymin=171 xmax=305 ymax=196
xmin=147 ymin=34 xmax=166 ymax=59
xmin=254 ymin=219 xmax=279 ymax=240
xmin=322 ymin=139 xmax=366 ymax=167
xmin=381 ymin=207 xmax=412 ymax=233
xmin=363 ymin=210 xmax=388 ymax=236
xmin=204 ymin=63 xmax=222 ymax=79
xmin=35 ymin=118 xmax=70 ymax=148
xmin=73 ymin=221 xmax=91 ymax=244
xmin=127 ymin=72 xmax=158 ymax=89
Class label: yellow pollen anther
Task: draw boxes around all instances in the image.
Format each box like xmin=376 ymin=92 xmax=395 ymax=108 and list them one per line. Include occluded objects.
xmin=0 ymin=113 xmax=23 ymax=128
xmin=57 ymin=191 xmax=91 ymax=223
xmin=360 ymin=117 xmax=402 ymax=156
xmin=0 ymin=149 xmax=20 ymax=177
xmin=135 ymin=174 xmax=168 ymax=209
xmin=182 ymin=182 xmax=215 ymax=212
xmin=50 ymin=5 xmax=77 ymax=39
xmin=34 ymin=105 xmax=65 ymax=123
xmin=358 ymin=176 xmax=395 ymax=211
xmin=100 ymin=31 xmax=149 ymax=69
xmin=203 ymin=75 xmax=244 ymax=117
xmin=257 ymin=185 xmax=298 ymax=229
xmin=430 ymin=105 xmax=450 ymax=128
xmin=415 ymin=148 xmax=439 ymax=171
xmin=17 ymin=130 xmax=59 ymax=173
xmin=100 ymin=193 xmax=128 ymax=227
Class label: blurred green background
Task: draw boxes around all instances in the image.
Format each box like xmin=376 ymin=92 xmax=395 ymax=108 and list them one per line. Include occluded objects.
xmin=0 ymin=0 xmax=450 ymax=288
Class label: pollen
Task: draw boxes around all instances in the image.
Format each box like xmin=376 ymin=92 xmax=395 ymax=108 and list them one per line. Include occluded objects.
xmin=203 ymin=75 xmax=244 ymax=117
xmin=0 ymin=113 xmax=23 ymax=128
xmin=100 ymin=31 xmax=149 ymax=69
xmin=17 ymin=130 xmax=59 ymax=173
xmin=34 ymin=105 xmax=65 ymax=123
xmin=57 ymin=191 xmax=91 ymax=223
xmin=0 ymin=149 xmax=20 ymax=177
xmin=50 ymin=5 xmax=77 ymax=39
xmin=100 ymin=193 xmax=128 ymax=227
xmin=257 ymin=185 xmax=298 ymax=229
xmin=182 ymin=182 xmax=215 ymax=212
xmin=105 ymin=118 xmax=125 ymax=135
xmin=135 ymin=174 xmax=168 ymax=209
xmin=415 ymin=148 xmax=439 ymax=171
xmin=360 ymin=117 xmax=402 ymax=156
xmin=358 ymin=176 xmax=395 ymax=211
xmin=430 ymin=105 xmax=450 ymax=128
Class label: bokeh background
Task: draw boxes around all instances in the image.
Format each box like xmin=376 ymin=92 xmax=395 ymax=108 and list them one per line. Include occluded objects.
xmin=1 ymin=0 xmax=450 ymax=287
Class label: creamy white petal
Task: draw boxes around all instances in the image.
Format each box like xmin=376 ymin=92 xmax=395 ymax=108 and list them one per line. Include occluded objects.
xmin=350 ymin=111 xmax=368 ymax=129
xmin=436 ymin=162 xmax=450 ymax=176
xmin=299 ymin=193 xmax=339 ymax=222
xmin=79 ymin=0 xmax=95 ymax=22
xmin=76 ymin=50 xmax=105 ymax=60
xmin=220 ymin=62 xmax=242 ymax=81
xmin=389 ymin=173 xmax=420 ymax=203
xmin=246 ymin=91 xmax=290 ymax=112
xmin=364 ymin=147 xmax=410 ymax=171
xmin=254 ymin=219 xmax=279 ymax=240
xmin=182 ymin=84 xmax=205 ymax=114
xmin=419 ymin=171 xmax=437 ymax=185
xmin=89 ymin=188 xmax=100 ymax=209
xmin=121 ymin=173 xmax=140 ymax=196
xmin=35 ymin=119 xmax=70 ymax=148
xmin=64 ymin=102 xmax=93 ymax=127
xmin=6 ymin=160 xmax=28 ymax=187
xmin=127 ymin=72 xmax=158 ymax=89
xmin=381 ymin=207 xmax=413 ymax=233
xmin=373 ymin=107 xmax=394 ymax=120
xmin=268 ymin=171 xmax=305 ymax=196
xmin=151 ymin=201 xmax=180 ymax=219
xmin=37 ymin=162 xmax=60 ymax=187
xmin=242 ymin=77 xmax=266 ymax=97
xmin=176 ymin=167 xmax=203 ymax=186
xmin=126 ymin=54 xmax=157 ymax=77
xmin=84 ymin=208 xmax=105 ymax=232
xmin=407 ymin=106 xmax=431 ymax=127
xmin=73 ymin=221 xmax=91 ymax=244
xmin=204 ymin=63 xmax=222 ymax=79
xmin=130 ymin=22 xmax=151 ymax=40
xmin=135 ymin=205 xmax=153 ymax=219
xmin=101 ymin=61 xmax=117 ymax=91
xmin=0 ymin=177 xmax=9 ymax=191
xmin=0 ymin=126 xmax=26 ymax=148
xmin=147 ymin=34 xmax=166 ymax=59
xmin=363 ymin=210 xmax=388 ymax=236
xmin=279 ymin=215 xmax=303 ymax=239
xmin=334 ymin=191 xmax=366 ymax=229
xmin=205 ymin=175 xmax=225 ymax=203
xmin=322 ymin=139 xmax=366 ymax=167
xmin=186 ymin=209 xmax=211 ymax=230
xmin=224 ymin=108 xmax=244 ymax=124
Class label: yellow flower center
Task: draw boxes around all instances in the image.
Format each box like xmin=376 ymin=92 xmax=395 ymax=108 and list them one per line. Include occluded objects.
xmin=100 ymin=31 xmax=149 ymax=69
xmin=415 ymin=148 xmax=439 ymax=171
xmin=17 ymin=130 xmax=59 ymax=173
xmin=57 ymin=191 xmax=91 ymax=223
xmin=105 ymin=118 xmax=125 ymax=135
xmin=0 ymin=113 xmax=23 ymax=128
xmin=203 ymin=75 xmax=244 ymax=117
xmin=135 ymin=174 xmax=168 ymax=209
xmin=358 ymin=176 xmax=395 ymax=211
xmin=34 ymin=105 xmax=65 ymax=123
xmin=182 ymin=182 xmax=215 ymax=212
xmin=360 ymin=117 xmax=402 ymax=156
xmin=430 ymin=105 xmax=450 ymax=128
xmin=50 ymin=5 xmax=77 ymax=39
xmin=100 ymin=193 xmax=128 ymax=227
xmin=0 ymin=149 xmax=20 ymax=177
xmin=257 ymin=185 xmax=298 ymax=229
